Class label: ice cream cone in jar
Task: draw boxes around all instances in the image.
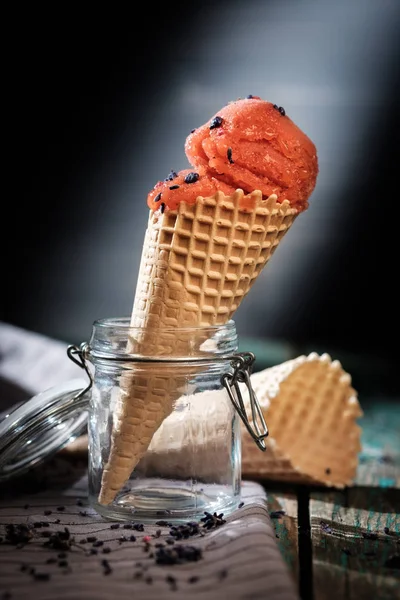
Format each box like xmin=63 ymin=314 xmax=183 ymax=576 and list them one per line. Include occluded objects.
xmin=98 ymin=96 xmax=319 ymax=506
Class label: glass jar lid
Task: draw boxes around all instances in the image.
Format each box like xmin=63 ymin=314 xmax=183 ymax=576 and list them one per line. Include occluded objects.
xmin=0 ymin=376 xmax=89 ymax=482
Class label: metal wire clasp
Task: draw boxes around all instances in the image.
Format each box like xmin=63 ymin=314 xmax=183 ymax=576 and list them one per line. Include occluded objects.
xmin=67 ymin=343 xmax=93 ymax=397
xmin=221 ymin=352 xmax=268 ymax=451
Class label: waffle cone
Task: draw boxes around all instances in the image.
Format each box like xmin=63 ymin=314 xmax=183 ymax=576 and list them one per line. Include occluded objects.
xmin=99 ymin=190 xmax=298 ymax=504
xmin=135 ymin=353 xmax=362 ymax=488
xmin=241 ymin=353 xmax=363 ymax=487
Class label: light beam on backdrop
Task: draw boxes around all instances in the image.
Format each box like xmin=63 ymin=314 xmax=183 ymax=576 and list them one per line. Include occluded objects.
xmin=32 ymin=0 xmax=399 ymax=346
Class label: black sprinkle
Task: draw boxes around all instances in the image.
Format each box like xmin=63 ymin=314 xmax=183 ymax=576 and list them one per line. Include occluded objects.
xmin=154 ymin=192 xmax=162 ymax=203
xmin=209 ymin=116 xmax=223 ymax=129
xmin=227 ymin=147 xmax=234 ymax=164
xmin=169 ymin=185 xmax=180 ymax=190
xmin=362 ymin=532 xmax=378 ymax=540
xmin=166 ymin=537 xmax=175 ymax=545
xmin=76 ymin=500 xmax=84 ymax=507
xmin=44 ymin=510 xmax=52 ymax=516
xmin=57 ymin=506 xmax=65 ymax=512
xmin=155 ymin=521 xmax=170 ymax=527
xmin=119 ymin=536 xmax=128 ymax=543
xmin=275 ymin=534 xmax=280 ymax=539
xmin=55 ymin=519 xmax=61 ymax=524
xmin=33 ymin=573 xmax=51 ymax=581
xmin=184 ymin=172 xmax=200 ymax=184
xmin=102 ymin=559 xmax=112 ymax=575
xmin=58 ymin=560 xmax=68 ymax=568
xmin=133 ymin=523 xmax=144 ymax=532
xmin=166 ymin=575 xmax=176 ymax=583
xmin=33 ymin=522 xmax=42 ymax=528
xmin=342 ymin=548 xmax=352 ymax=556
xmin=246 ymin=95 xmax=254 ymax=99
xmin=110 ymin=524 xmax=120 ymax=530
xmin=190 ymin=129 xmax=196 ymax=133
xmin=87 ymin=536 xmax=97 ymax=543
xmin=218 ymin=568 xmax=228 ymax=580
xmin=160 ymin=202 xmax=166 ymax=214
xmin=164 ymin=170 xmax=178 ymax=182
xmin=320 ymin=522 xmax=333 ymax=534
xmin=168 ymin=522 xmax=200 ymax=539
xmin=273 ymin=104 xmax=286 ymax=116
xmin=238 ymin=502 xmax=244 ymax=508
xmin=270 ymin=510 xmax=286 ymax=519
xmin=92 ymin=540 xmax=104 ymax=547
xmin=79 ymin=539 xmax=87 ymax=544
xmin=58 ymin=553 xmax=67 ymax=559
xmin=24 ymin=504 xmax=30 ymax=510
xmin=384 ymin=527 xmax=390 ymax=534
xmin=200 ymin=511 xmax=226 ymax=530
xmin=102 ymin=547 xmax=111 ymax=554
xmin=156 ymin=544 xmax=202 ymax=565
xmin=41 ymin=531 xmax=52 ymax=538
xmin=155 ymin=529 xmax=162 ymax=538
xmin=379 ymin=455 xmax=394 ymax=464
xmin=42 ymin=528 xmax=72 ymax=551
xmin=41 ymin=522 xmax=50 ymax=527
xmin=5 ymin=524 xmax=33 ymax=545
xmin=325 ymin=468 xmax=331 ymax=475
xmin=188 ymin=575 xmax=199 ymax=583
xmin=122 ymin=524 xmax=133 ymax=530
xmin=384 ymin=554 xmax=400 ymax=569
xmin=90 ymin=548 xmax=98 ymax=555
xmin=129 ymin=535 xmax=137 ymax=542
xmin=79 ymin=511 xmax=87 ymax=517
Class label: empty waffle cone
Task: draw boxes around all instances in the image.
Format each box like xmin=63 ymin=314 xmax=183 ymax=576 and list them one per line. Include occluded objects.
xmin=98 ymin=190 xmax=298 ymax=504
xmin=241 ymin=352 xmax=363 ymax=487
xmin=136 ymin=353 xmax=362 ymax=488
xmin=69 ymin=353 xmax=363 ymax=488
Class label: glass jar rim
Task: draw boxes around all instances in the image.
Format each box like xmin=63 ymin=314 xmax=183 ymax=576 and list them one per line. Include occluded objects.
xmin=86 ymin=317 xmax=238 ymax=363
xmin=92 ymin=316 xmax=237 ymax=334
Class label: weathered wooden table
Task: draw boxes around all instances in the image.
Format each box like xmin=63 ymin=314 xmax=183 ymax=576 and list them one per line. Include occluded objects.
xmin=263 ymin=398 xmax=400 ymax=600
xmin=0 ymin=323 xmax=399 ymax=599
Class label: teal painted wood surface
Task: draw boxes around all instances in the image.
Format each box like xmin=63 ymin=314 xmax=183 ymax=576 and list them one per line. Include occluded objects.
xmin=310 ymin=488 xmax=399 ymax=600
xmin=266 ymin=491 xmax=299 ymax=581
xmin=310 ymin=398 xmax=400 ymax=600
xmin=356 ymin=399 xmax=400 ymax=488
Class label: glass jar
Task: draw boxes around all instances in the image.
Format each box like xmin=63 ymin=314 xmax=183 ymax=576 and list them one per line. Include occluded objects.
xmin=0 ymin=317 xmax=268 ymax=524
xmin=85 ymin=317 xmax=243 ymax=522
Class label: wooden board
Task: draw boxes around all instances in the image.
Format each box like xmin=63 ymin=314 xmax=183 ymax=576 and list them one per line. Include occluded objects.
xmin=266 ymin=489 xmax=299 ymax=582
xmin=0 ymin=458 xmax=298 ymax=600
xmin=310 ymin=399 xmax=400 ymax=600
xmin=310 ymin=488 xmax=399 ymax=600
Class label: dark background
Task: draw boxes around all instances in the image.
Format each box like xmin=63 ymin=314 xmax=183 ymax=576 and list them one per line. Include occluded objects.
xmin=3 ymin=0 xmax=399 ymax=394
